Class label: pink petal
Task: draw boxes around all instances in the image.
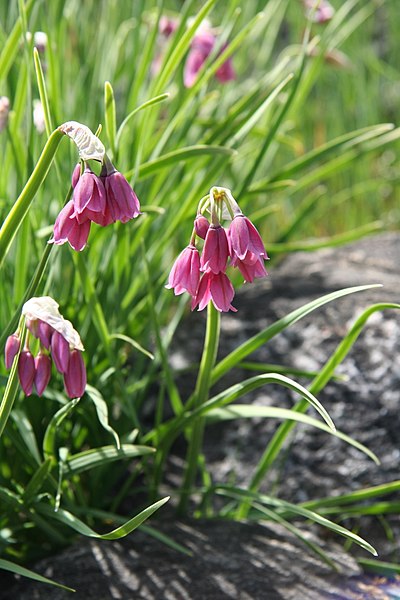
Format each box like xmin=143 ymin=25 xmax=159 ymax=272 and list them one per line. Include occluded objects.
xmin=210 ymin=273 xmax=236 ymax=312
xmin=51 ymin=331 xmax=70 ymax=373
xmin=34 ymin=353 xmax=52 ymax=396
xmin=18 ymin=350 xmax=36 ymax=396
xmin=63 ymin=350 xmax=86 ymax=398
xmin=5 ymin=334 xmax=20 ymax=369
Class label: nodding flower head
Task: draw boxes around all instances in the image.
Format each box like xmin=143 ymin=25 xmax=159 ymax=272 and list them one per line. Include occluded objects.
xmin=166 ymin=187 xmax=268 ymax=313
xmin=4 ymin=297 xmax=86 ymax=399
xmin=52 ymin=122 xmax=142 ymax=252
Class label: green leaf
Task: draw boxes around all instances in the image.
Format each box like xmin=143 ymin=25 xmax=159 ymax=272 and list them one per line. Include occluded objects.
xmin=216 ymin=486 xmax=377 ymax=556
xmin=211 ymin=285 xmax=382 ymax=386
xmin=85 ymin=384 xmax=121 ymax=449
xmin=110 ymin=332 xmax=154 ymax=360
xmin=125 ymin=145 xmax=235 ymax=181
xmin=65 ymin=444 xmax=155 ymax=476
xmin=0 ymin=559 xmax=74 ymax=592
xmin=116 ymin=93 xmax=170 ymax=148
xmin=23 ymin=459 xmax=53 ymax=502
xmin=0 ymin=0 xmax=34 ymax=82
xmin=104 ymin=80 xmax=117 ymax=156
xmin=37 ymin=496 xmax=169 ymax=540
xmin=42 ymin=398 xmax=80 ymax=459
xmin=206 ymin=404 xmax=378 ymax=464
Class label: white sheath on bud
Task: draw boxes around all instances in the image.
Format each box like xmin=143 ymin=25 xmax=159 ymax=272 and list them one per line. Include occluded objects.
xmin=59 ymin=121 xmax=105 ymax=162
xmin=22 ymin=296 xmax=84 ymax=351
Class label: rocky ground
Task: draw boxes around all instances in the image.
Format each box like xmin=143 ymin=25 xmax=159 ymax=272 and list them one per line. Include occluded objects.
xmin=1 ymin=233 xmax=399 ymax=599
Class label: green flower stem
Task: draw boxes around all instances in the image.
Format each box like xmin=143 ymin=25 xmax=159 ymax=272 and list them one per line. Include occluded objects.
xmin=0 ymin=128 xmax=64 ymax=268
xmin=0 ymin=321 xmax=25 ymax=438
xmin=178 ymin=303 xmax=220 ymax=515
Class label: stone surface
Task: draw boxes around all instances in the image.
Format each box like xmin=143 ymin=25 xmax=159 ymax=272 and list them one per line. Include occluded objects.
xmin=0 ymin=520 xmax=361 ymax=600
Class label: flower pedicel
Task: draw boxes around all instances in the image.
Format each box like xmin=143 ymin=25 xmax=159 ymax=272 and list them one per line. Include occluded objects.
xmin=166 ymin=187 xmax=268 ymax=313
xmin=4 ymin=297 xmax=86 ymax=398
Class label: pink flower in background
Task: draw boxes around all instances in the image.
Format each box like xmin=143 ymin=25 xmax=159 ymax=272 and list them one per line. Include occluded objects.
xmin=4 ymin=297 xmax=86 ymax=399
xmin=159 ymin=15 xmax=179 ymax=38
xmin=166 ymin=245 xmax=201 ymax=297
xmin=184 ymin=28 xmax=236 ymax=88
xmin=303 ymin=0 xmax=335 ymax=23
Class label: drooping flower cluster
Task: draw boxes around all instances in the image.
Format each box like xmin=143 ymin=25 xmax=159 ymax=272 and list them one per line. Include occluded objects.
xmin=166 ymin=187 xmax=268 ymax=313
xmin=52 ymin=157 xmax=141 ymax=251
xmin=4 ymin=297 xmax=86 ymax=399
xmin=153 ymin=16 xmax=235 ymax=88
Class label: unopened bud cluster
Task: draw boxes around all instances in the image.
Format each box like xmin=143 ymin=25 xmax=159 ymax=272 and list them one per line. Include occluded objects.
xmin=4 ymin=297 xmax=86 ymax=399
xmin=167 ymin=187 xmax=268 ymax=312
xmin=52 ymin=157 xmax=141 ymax=251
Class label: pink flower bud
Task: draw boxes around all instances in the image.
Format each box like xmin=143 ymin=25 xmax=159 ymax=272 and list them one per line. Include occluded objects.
xmin=73 ymin=168 xmax=106 ymax=221
xmin=194 ymin=214 xmax=210 ymax=240
xmin=51 ymin=331 xmax=70 ymax=373
xmin=71 ymin=163 xmax=81 ymax=188
xmin=34 ymin=353 xmax=52 ymax=396
xmin=63 ymin=350 xmax=86 ymax=398
xmin=5 ymin=334 xmax=21 ymax=369
xmin=37 ymin=320 xmax=54 ymax=350
xmin=18 ymin=350 xmax=36 ymax=396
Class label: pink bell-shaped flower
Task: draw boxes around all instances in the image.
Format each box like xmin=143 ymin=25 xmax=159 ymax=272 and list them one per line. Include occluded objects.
xmin=52 ymin=200 xmax=91 ymax=252
xmin=228 ymin=215 xmax=267 ymax=262
xmin=34 ymin=353 xmax=52 ymax=396
xmin=72 ymin=167 xmax=106 ymax=224
xmin=18 ymin=350 xmax=36 ymax=396
xmin=63 ymin=350 xmax=86 ymax=398
xmin=102 ymin=170 xmax=141 ymax=223
xmin=51 ymin=331 xmax=70 ymax=374
xmin=192 ymin=271 xmax=236 ymax=313
xmin=5 ymin=334 xmax=21 ymax=369
xmin=200 ymin=225 xmax=229 ymax=274
xmin=166 ymin=245 xmax=201 ymax=297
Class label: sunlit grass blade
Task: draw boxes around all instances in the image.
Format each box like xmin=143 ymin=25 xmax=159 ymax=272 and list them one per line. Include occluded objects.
xmin=0 ymin=559 xmax=75 ymax=592
xmin=357 ymin=559 xmax=400 ymax=577
xmin=0 ymin=0 xmax=34 ymax=81
xmin=85 ymin=384 xmax=121 ymax=449
xmin=42 ymin=398 xmax=80 ymax=459
xmin=116 ymin=93 xmax=170 ymax=149
xmin=205 ymin=405 xmax=377 ymax=464
xmin=109 ymin=333 xmax=154 ymax=360
xmin=37 ymin=496 xmax=170 ymax=540
xmin=211 ymin=285 xmax=382 ymax=386
xmin=33 ymin=48 xmax=53 ymax=136
xmin=301 ymin=480 xmax=400 ymax=511
xmin=65 ymin=444 xmax=155 ymax=476
xmin=215 ymin=486 xmax=377 ymax=556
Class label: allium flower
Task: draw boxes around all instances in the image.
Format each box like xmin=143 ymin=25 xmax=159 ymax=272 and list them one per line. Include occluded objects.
xmin=34 ymin=353 xmax=51 ymax=396
xmin=192 ymin=271 xmax=236 ymax=313
xmin=18 ymin=350 xmax=36 ymax=396
xmin=63 ymin=350 xmax=87 ymax=399
xmin=303 ymin=0 xmax=335 ymax=23
xmin=166 ymin=245 xmax=201 ymax=297
xmin=166 ymin=187 xmax=268 ymax=314
xmin=230 ymin=252 xmax=267 ymax=283
xmin=200 ymin=225 xmax=229 ymax=274
xmin=183 ymin=27 xmax=235 ymax=88
xmin=72 ymin=167 xmax=107 ymax=224
xmin=5 ymin=333 xmax=21 ymax=369
xmin=229 ymin=215 xmax=267 ymax=262
xmin=101 ymin=168 xmax=141 ymax=223
xmin=159 ymin=15 xmax=179 ymax=37
xmin=4 ymin=297 xmax=86 ymax=398
xmin=52 ymin=199 xmax=91 ymax=251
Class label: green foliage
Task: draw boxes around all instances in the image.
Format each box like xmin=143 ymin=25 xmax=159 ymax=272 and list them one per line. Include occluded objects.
xmin=0 ymin=0 xmax=399 ymax=590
